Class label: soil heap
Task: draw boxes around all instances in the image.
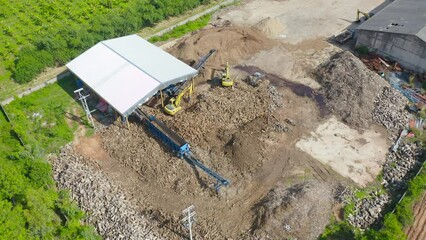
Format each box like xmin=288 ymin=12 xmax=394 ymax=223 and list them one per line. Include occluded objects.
xmin=316 ymin=51 xmax=402 ymax=129
xmin=255 ymin=17 xmax=285 ymax=38
xmin=168 ymin=26 xmax=276 ymax=68
xmin=249 ymin=181 xmax=333 ymax=240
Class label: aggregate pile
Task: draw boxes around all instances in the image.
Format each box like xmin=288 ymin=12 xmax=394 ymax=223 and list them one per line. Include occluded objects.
xmin=168 ymin=26 xmax=276 ymax=67
xmin=99 ymin=123 xmax=212 ymax=195
xmin=382 ymin=142 xmax=423 ymax=191
xmin=346 ymin=143 xmax=423 ymax=229
xmin=316 ymin=51 xmax=407 ymax=129
xmin=248 ymin=181 xmax=333 ymax=240
xmin=347 ymin=191 xmax=390 ymax=229
xmin=373 ymin=86 xmax=409 ymax=133
xmin=52 ymin=145 xmax=162 ymax=240
xmin=156 ymin=80 xmax=283 ymax=173
xmin=99 ymin=79 xmax=283 ymax=194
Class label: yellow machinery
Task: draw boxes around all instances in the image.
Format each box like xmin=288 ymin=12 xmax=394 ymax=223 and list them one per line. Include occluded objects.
xmin=356 ymin=9 xmax=372 ymax=23
xmin=164 ymin=82 xmax=194 ymax=116
xmin=221 ymin=62 xmax=234 ymax=87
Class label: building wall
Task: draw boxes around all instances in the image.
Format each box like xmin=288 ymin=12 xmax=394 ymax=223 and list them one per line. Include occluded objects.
xmin=356 ymin=30 xmax=426 ymax=73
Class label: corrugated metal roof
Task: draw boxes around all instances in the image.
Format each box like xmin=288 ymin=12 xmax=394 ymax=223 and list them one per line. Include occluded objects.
xmin=66 ymin=35 xmax=198 ymax=117
xmin=357 ymin=0 xmax=426 ymax=42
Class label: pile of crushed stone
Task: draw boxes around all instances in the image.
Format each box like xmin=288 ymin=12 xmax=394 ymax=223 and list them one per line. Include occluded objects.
xmin=248 ymin=181 xmax=333 ymax=240
xmin=151 ymin=80 xmax=282 ymax=172
xmin=52 ymin=145 xmax=163 ymax=239
xmin=168 ymin=26 xmax=276 ymax=68
xmin=316 ymin=51 xmax=407 ymax=129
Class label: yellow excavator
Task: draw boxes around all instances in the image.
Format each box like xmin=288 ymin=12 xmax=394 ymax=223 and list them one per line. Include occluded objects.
xmin=221 ymin=62 xmax=234 ymax=87
xmin=164 ymin=81 xmax=194 ymax=116
xmin=356 ymin=9 xmax=372 ymax=23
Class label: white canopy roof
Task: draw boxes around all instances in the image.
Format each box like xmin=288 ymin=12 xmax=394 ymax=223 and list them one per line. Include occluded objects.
xmin=66 ymin=34 xmax=198 ymax=117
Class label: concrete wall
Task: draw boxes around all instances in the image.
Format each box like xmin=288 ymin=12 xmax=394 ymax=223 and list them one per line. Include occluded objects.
xmin=356 ymin=30 xmax=426 ymax=73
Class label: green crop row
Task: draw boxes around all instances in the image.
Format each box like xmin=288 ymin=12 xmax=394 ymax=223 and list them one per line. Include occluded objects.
xmin=0 ymin=0 xmax=211 ymax=84
xmin=149 ymin=14 xmax=211 ymax=43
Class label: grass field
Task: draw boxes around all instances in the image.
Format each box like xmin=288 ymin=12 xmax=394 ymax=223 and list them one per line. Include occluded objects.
xmin=0 ymin=76 xmax=100 ymax=239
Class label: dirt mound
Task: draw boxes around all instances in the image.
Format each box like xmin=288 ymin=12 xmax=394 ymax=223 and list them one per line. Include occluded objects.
xmin=255 ymin=17 xmax=285 ymax=38
xmin=99 ymin=124 xmax=211 ymax=196
xmin=249 ymin=181 xmax=333 ymax=240
xmin=150 ymin=80 xmax=282 ymax=173
xmin=316 ymin=51 xmax=388 ymax=128
xmin=168 ymin=26 xmax=276 ymax=68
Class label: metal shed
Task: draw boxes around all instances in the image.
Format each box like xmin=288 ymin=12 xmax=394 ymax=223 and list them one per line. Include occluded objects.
xmin=356 ymin=0 xmax=426 ymax=73
xmin=66 ymin=34 xmax=198 ymax=117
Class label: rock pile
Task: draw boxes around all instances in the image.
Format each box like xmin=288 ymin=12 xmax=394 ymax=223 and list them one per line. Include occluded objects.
xmin=373 ymin=86 xmax=409 ymax=133
xmin=52 ymin=145 xmax=163 ymax=240
xmin=155 ymin=79 xmax=281 ymax=149
xmin=316 ymin=51 xmax=387 ymax=128
xmin=347 ymin=142 xmax=423 ymax=229
xmin=347 ymin=191 xmax=390 ymax=229
xmin=382 ymin=142 xmax=423 ymax=191
xmin=250 ymin=181 xmax=333 ymax=240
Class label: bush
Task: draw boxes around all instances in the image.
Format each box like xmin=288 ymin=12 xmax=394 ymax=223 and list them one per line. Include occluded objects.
xmin=355 ymin=46 xmax=369 ymax=55
xmin=14 ymin=47 xmax=53 ymax=84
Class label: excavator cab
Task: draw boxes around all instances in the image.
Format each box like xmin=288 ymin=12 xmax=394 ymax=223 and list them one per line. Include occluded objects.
xmin=221 ymin=62 xmax=234 ymax=87
xmin=164 ymin=83 xmax=193 ymax=116
xmin=164 ymin=97 xmax=182 ymax=116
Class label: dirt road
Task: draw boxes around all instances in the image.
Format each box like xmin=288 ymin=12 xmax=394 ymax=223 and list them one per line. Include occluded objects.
xmin=406 ymin=193 xmax=426 ymax=240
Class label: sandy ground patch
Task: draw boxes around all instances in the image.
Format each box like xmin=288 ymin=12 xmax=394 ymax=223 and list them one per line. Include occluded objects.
xmin=221 ymin=0 xmax=385 ymax=44
xmin=296 ymin=116 xmax=389 ymax=186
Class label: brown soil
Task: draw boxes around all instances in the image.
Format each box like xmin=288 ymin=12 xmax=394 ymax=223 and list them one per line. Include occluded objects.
xmin=168 ymin=26 xmax=276 ymax=68
xmin=255 ymin=17 xmax=285 ymax=38
xmin=406 ymin=193 xmax=426 ymax=240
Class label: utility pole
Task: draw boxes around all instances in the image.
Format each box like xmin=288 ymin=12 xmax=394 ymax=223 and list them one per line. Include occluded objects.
xmin=182 ymin=205 xmax=196 ymax=240
xmin=74 ymin=88 xmax=96 ymax=129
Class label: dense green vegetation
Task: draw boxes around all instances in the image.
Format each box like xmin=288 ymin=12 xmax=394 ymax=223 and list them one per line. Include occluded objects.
xmin=0 ymin=0 xmax=211 ymax=85
xmin=320 ymin=165 xmax=426 ymax=240
xmin=149 ymin=14 xmax=211 ymax=43
xmin=0 ymin=77 xmax=100 ymax=239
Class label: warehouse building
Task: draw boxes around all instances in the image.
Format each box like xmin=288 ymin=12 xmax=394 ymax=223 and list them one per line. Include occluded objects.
xmin=66 ymin=34 xmax=198 ymax=117
xmin=356 ymin=0 xmax=426 ymax=73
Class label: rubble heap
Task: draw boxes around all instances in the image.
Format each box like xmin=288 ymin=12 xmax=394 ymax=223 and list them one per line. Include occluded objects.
xmin=382 ymin=142 xmax=423 ymax=191
xmin=52 ymin=145 xmax=162 ymax=240
xmin=347 ymin=191 xmax=390 ymax=229
xmin=373 ymin=86 xmax=409 ymax=133
xmin=249 ymin=181 xmax=333 ymax=240
xmin=316 ymin=51 xmax=389 ymax=128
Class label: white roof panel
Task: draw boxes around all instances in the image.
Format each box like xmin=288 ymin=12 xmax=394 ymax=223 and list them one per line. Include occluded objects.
xmin=66 ymin=35 xmax=198 ymax=117
xmin=103 ymin=35 xmax=198 ymax=85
